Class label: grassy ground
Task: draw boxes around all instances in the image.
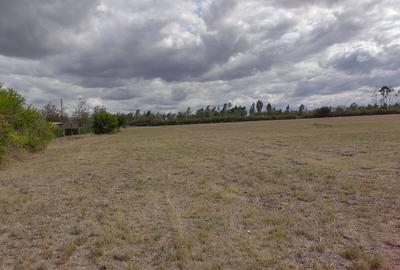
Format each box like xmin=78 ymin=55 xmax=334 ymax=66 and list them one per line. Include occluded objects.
xmin=0 ymin=115 xmax=399 ymax=270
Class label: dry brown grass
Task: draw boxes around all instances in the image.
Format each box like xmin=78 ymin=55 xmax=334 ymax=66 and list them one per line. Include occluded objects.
xmin=1 ymin=115 xmax=400 ymax=269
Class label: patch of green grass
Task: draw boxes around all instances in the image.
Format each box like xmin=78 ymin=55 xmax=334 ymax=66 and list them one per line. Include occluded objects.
xmin=340 ymin=247 xmax=362 ymax=260
xmin=92 ymin=248 xmax=104 ymax=258
xmin=267 ymin=227 xmax=291 ymax=244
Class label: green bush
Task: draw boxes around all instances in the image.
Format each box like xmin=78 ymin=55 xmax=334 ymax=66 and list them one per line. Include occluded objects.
xmin=314 ymin=106 xmax=332 ymax=118
xmin=0 ymin=117 xmax=12 ymax=160
xmin=16 ymin=107 xmax=53 ymax=151
xmin=92 ymin=111 xmax=118 ymax=134
xmin=0 ymin=87 xmax=25 ymax=123
xmin=0 ymin=85 xmax=53 ymax=161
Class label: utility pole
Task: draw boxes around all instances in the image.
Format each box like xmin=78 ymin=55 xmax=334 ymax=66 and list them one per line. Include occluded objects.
xmin=60 ymin=99 xmax=63 ymax=120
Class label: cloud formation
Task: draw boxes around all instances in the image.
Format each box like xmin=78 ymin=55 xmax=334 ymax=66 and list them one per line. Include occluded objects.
xmin=0 ymin=0 xmax=399 ymax=112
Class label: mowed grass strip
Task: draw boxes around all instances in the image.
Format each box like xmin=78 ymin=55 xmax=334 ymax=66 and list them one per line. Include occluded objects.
xmin=0 ymin=115 xmax=399 ymax=269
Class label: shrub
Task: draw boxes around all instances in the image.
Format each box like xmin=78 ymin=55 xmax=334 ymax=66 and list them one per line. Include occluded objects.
xmin=17 ymin=107 xmax=53 ymax=151
xmin=92 ymin=111 xmax=118 ymax=134
xmin=0 ymin=85 xmax=52 ymax=162
xmin=314 ymin=106 xmax=332 ymax=118
xmin=0 ymin=117 xmax=13 ymax=160
xmin=0 ymin=87 xmax=25 ymax=124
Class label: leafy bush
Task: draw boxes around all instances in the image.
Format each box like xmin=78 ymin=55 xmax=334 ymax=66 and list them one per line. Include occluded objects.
xmin=0 ymin=117 xmax=13 ymax=160
xmin=17 ymin=107 xmax=53 ymax=150
xmin=0 ymin=85 xmax=53 ymax=161
xmin=0 ymin=87 xmax=25 ymax=124
xmin=314 ymin=106 xmax=332 ymax=118
xmin=92 ymin=111 xmax=118 ymax=134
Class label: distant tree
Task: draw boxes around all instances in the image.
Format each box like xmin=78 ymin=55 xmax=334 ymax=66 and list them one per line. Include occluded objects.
xmin=285 ymin=105 xmax=290 ymax=113
xmin=314 ymin=106 xmax=331 ymax=118
xmin=266 ymin=103 xmax=272 ymax=114
xmin=256 ymin=100 xmax=263 ymax=113
xmin=249 ymin=103 xmax=256 ymax=116
xmin=73 ymin=97 xmax=90 ymax=127
xmin=116 ymin=113 xmax=127 ymax=128
xmin=134 ymin=109 xmax=141 ymax=118
xmin=211 ymin=107 xmax=218 ymax=117
xmin=298 ymin=104 xmax=305 ymax=115
xmin=396 ymin=89 xmax=400 ymax=103
xmin=350 ymin=102 xmax=358 ymax=111
xmin=93 ymin=105 xmax=107 ymax=114
xmin=41 ymin=102 xmax=64 ymax=122
xmin=185 ymin=107 xmax=191 ymax=117
xmin=196 ymin=108 xmax=205 ymax=117
xmin=379 ymin=86 xmax=395 ymax=106
xmin=221 ymin=103 xmax=228 ymax=114
xmin=205 ymin=106 xmax=212 ymax=118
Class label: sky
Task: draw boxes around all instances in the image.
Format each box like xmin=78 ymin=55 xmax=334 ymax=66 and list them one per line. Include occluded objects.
xmin=0 ymin=0 xmax=399 ymax=113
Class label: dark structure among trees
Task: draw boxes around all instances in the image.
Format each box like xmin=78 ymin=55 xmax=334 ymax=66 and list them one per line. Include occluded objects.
xmin=61 ymin=120 xmax=84 ymax=136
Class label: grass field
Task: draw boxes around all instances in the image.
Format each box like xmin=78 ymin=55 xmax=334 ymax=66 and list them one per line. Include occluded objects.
xmin=1 ymin=115 xmax=400 ymax=269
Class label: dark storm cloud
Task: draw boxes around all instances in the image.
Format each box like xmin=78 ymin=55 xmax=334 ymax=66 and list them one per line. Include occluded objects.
xmin=0 ymin=0 xmax=399 ymax=112
xmin=0 ymin=0 xmax=98 ymax=59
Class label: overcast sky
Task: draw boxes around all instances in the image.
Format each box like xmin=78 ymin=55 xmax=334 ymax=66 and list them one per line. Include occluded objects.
xmin=0 ymin=0 xmax=399 ymax=113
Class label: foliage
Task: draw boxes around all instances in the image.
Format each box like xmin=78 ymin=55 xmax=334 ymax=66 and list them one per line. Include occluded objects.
xmin=117 ymin=113 xmax=127 ymax=128
xmin=0 ymin=117 xmax=13 ymax=159
xmin=92 ymin=111 xmax=118 ymax=134
xmin=298 ymin=104 xmax=305 ymax=115
xmin=0 ymin=86 xmax=25 ymax=123
xmin=114 ymin=85 xmax=400 ymax=127
xmin=73 ymin=97 xmax=90 ymax=128
xmin=42 ymin=102 xmax=67 ymax=122
xmin=16 ymin=107 xmax=53 ymax=150
xmin=314 ymin=106 xmax=331 ymax=118
xmin=0 ymin=85 xmax=53 ymax=162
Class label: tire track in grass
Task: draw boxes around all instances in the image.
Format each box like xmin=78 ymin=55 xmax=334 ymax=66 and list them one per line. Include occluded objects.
xmin=164 ymin=188 xmax=193 ymax=269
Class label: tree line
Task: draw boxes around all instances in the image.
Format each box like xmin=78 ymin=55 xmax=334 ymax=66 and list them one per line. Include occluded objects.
xmin=40 ymin=85 xmax=400 ymax=128
xmin=113 ymin=86 xmax=400 ymax=127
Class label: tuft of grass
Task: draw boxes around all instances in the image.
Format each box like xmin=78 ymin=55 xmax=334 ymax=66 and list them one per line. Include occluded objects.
xmin=295 ymin=229 xmax=315 ymax=241
xmin=113 ymin=251 xmax=130 ymax=261
xmin=263 ymin=212 xmax=288 ymax=225
xmin=320 ymin=207 xmax=336 ymax=224
xmin=340 ymin=247 xmax=362 ymax=260
xmin=294 ymin=190 xmax=316 ymax=202
xmin=350 ymin=256 xmax=386 ymax=270
xmin=69 ymin=226 xmax=81 ymax=236
xmin=367 ymin=254 xmax=386 ymax=269
xmin=267 ymin=227 xmax=291 ymax=244
xmin=346 ymin=252 xmax=385 ymax=270
xmin=92 ymin=248 xmax=104 ymax=258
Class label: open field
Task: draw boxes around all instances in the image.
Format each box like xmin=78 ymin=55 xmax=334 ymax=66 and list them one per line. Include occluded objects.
xmin=1 ymin=115 xmax=400 ymax=269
